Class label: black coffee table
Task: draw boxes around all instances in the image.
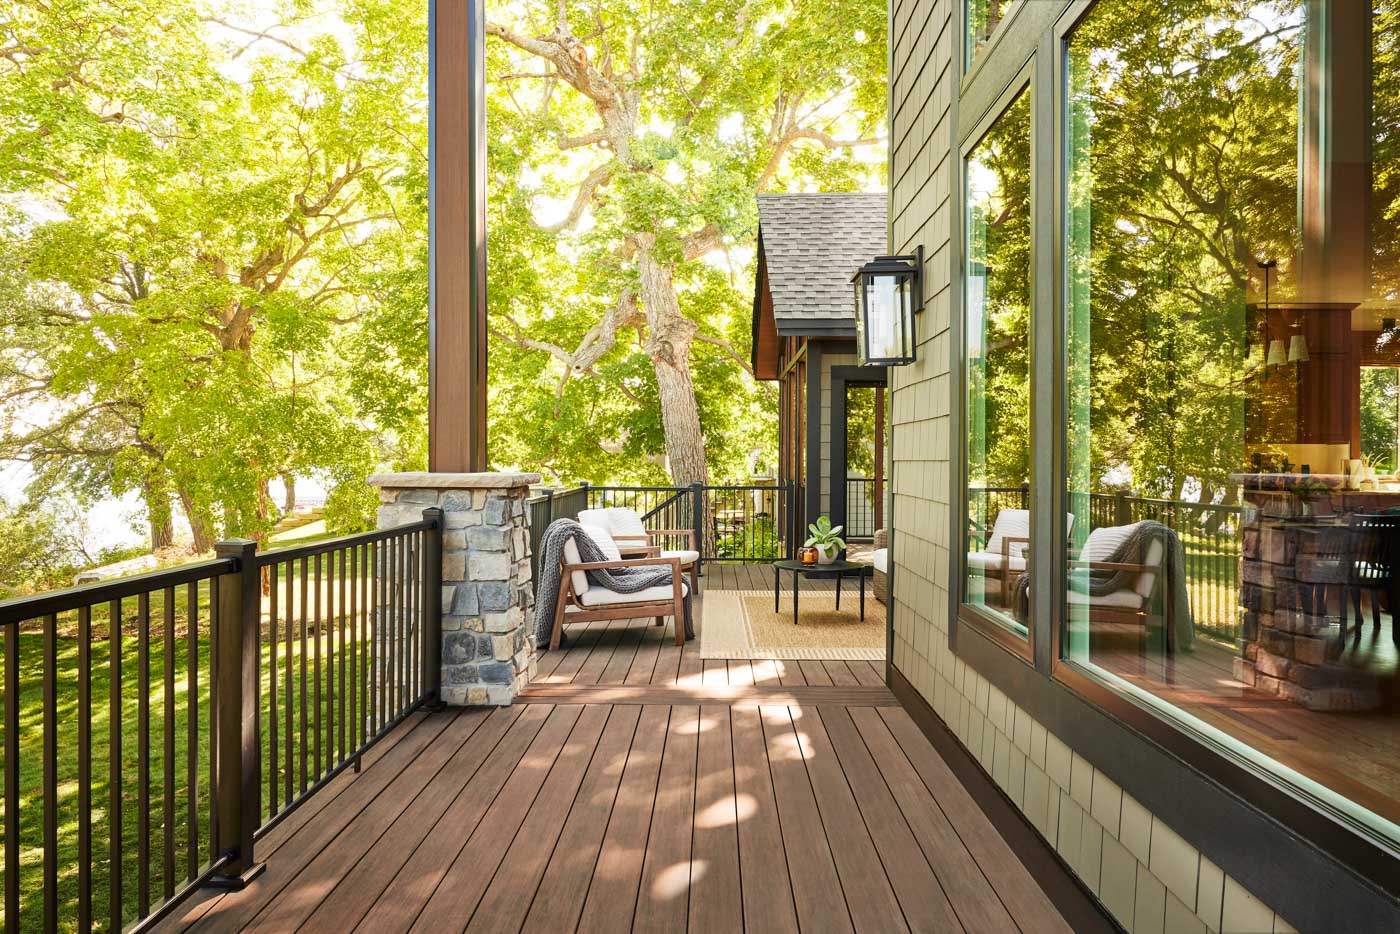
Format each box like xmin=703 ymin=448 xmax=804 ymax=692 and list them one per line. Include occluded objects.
xmin=771 ymin=559 xmax=873 ymax=625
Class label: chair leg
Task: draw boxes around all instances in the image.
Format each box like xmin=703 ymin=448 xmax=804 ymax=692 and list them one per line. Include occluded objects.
xmin=690 ymin=564 xmax=699 ymax=594
xmin=1372 ymin=587 xmax=1383 ymax=633
xmin=654 ymin=616 xmax=664 ymax=627
xmin=550 ymin=578 xmax=570 ymax=651
xmin=1352 ymin=587 xmax=1365 ymax=646
xmin=672 ymin=589 xmax=686 ymax=646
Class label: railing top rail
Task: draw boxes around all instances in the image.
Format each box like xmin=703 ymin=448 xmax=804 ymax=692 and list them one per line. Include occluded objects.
xmin=525 ymin=485 xmax=587 ymax=504
xmin=252 ymin=517 xmax=436 ymax=566
xmin=587 ymin=484 xmax=690 ymax=493
xmin=0 ymin=557 xmax=237 ymax=626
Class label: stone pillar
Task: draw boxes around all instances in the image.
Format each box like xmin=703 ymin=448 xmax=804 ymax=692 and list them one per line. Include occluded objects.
xmin=368 ymin=472 xmax=540 ymax=706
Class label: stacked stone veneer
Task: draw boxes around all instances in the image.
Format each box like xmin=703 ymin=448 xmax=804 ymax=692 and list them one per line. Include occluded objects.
xmin=369 ymin=472 xmax=541 ymax=706
xmin=1235 ymin=485 xmax=1382 ymax=711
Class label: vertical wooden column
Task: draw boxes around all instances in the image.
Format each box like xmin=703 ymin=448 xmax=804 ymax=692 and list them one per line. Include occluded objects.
xmin=429 ymin=0 xmax=488 ymax=471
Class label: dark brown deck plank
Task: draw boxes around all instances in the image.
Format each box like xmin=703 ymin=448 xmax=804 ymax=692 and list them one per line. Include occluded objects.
xmin=650 ymin=629 xmax=684 ymax=685
xmin=731 ymin=707 xmax=801 ymax=934
xmin=576 ymin=706 xmax=669 ymax=933
xmin=599 ymin=618 xmax=646 ymax=684
xmin=726 ymin=659 xmax=755 ymax=686
xmin=794 ymin=710 xmax=910 ymax=933
xmin=572 ymin=620 xmax=624 ymax=685
xmin=293 ymin=706 xmax=525 ymax=933
xmin=774 ymin=658 xmax=807 ymax=686
xmin=176 ymin=712 xmax=460 ymax=934
xmin=702 ymin=657 xmax=729 ymax=687
xmin=759 ymin=705 xmax=855 ymax=934
xmin=847 ymin=706 xmax=1016 ymax=933
xmin=624 ymin=622 xmax=663 ymax=684
xmin=799 ymin=660 xmax=835 ymax=685
xmin=689 ymin=705 xmax=744 ymax=933
xmin=406 ymin=705 xmax=587 ymax=932
xmin=824 ymin=661 xmax=862 ymax=686
xmin=875 ymin=707 xmax=1074 ymax=934
xmin=536 ymin=618 xmax=606 ymax=683
xmin=518 ymin=683 xmax=898 ymax=707
xmin=676 ymin=636 xmax=704 ymax=686
xmin=242 ymin=710 xmax=495 ymax=932
xmin=633 ymin=705 xmax=700 ymax=931
xmin=851 ymin=660 xmax=887 ymax=687
xmin=464 ymin=705 xmax=614 ymax=932
xmin=519 ymin=705 xmax=644 ymax=933
xmin=346 ymin=704 xmax=558 ymax=931
xmin=818 ymin=706 xmax=965 ymax=931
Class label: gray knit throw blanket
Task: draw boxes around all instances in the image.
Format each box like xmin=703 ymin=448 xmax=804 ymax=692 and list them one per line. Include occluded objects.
xmin=533 ymin=518 xmax=692 ymax=648
xmin=1014 ymin=520 xmax=1193 ymax=650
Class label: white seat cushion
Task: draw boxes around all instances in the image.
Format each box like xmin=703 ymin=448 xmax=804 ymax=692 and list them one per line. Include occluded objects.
xmin=966 ymin=550 xmax=1028 ymax=574
xmin=576 ymin=581 xmax=688 ymax=607
xmin=662 ymin=549 xmax=699 ymax=565
xmin=872 ymin=548 xmax=888 ymax=574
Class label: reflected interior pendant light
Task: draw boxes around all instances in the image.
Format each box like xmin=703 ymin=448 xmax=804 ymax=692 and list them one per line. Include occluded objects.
xmin=1288 ymin=333 xmax=1310 ymax=363
xmin=1266 ymin=339 xmax=1288 ymax=367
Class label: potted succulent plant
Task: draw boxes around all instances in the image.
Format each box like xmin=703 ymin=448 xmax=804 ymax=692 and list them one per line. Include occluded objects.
xmin=804 ymin=515 xmax=846 ymax=565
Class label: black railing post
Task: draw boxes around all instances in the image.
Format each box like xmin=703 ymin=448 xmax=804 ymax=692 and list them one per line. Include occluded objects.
xmin=580 ymin=480 xmax=591 ymax=510
xmin=210 ymin=540 xmax=265 ymax=888
xmin=691 ymin=482 xmax=705 ymax=574
xmin=422 ymin=508 xmax=443 ymax=705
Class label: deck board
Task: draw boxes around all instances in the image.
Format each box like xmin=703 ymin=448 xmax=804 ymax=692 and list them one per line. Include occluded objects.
xmin=153 ymin=576 xmax=1100 ymax=934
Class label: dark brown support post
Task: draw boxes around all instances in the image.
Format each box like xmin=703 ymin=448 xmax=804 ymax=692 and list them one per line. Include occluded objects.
xmin=210 ymin=540 xmax=265 ymax=888
xmin=422 ymin=507 xmax=444 ymax=705
xmin=428 ymin=0 xmax=488 ymax=471
xmin=874 ymin=384 xmax=886 ymax=530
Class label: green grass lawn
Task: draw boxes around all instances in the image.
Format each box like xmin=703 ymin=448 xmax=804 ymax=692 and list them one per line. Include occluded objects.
xmin=0 ymin=577 xmax=397 ymax=934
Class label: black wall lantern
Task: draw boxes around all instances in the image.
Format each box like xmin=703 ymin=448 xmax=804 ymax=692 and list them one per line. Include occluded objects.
xmin=852 ymin=245 xmax=923 ymax=366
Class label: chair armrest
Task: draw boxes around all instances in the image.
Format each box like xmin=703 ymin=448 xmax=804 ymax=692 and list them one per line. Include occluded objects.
xmin=562 ymin=555 xmax=684 ymax=573
xmin=647 ymin=529 xmax=698 ymax=549
xmin=1001 ymin=536 xmax=1030 ymax=561
xmin=615 ymin=543 xmax=661 ymax=557
xmin=1068 ymin=560 xmax=1150 ymax=573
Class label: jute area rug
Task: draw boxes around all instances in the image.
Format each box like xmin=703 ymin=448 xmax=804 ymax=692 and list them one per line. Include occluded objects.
xmin=700 ymin=590 xmax=885 ymax=660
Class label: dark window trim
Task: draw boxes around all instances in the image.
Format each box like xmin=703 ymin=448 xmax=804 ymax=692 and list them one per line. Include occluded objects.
xmin=954 ymin=61 xmax=1037 ymax=664
xmin=926 ymin=0 xmax=1400 ymax=927
xmin=805 ymin=340 xmax=823 ymax=527
xmin=830 ymin=365 xmax=888 ymax=542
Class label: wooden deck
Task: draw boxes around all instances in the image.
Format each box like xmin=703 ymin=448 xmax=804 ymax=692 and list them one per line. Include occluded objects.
xmin=156 ymin=570 xmax=1089 ymax=933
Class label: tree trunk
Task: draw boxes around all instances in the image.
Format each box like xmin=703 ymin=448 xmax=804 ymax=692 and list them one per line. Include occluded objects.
xmin=635 ymin=241 xmax=708 ymax=487
xmin=144 ymin=483 xmax=174 ymax=552
xmin=177 ymin=489 xmax=215 ymax=554
xmin=281 ymin=473 xmax=296 ymax=514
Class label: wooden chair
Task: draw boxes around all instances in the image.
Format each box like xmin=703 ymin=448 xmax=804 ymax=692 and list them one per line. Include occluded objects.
xmin=579 ymin=507 xmax=701 ymax=593
xmin=1343 ymin=513 xmax=1400 ymax=648
xmin=549 ymin=527 xmax=690 ymax=650
xmin=1068 ymin=522 xmax=1175 ymax=679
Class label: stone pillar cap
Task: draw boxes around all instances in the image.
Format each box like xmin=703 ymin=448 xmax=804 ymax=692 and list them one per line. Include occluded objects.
xmin=368 ymin=471 xmax=542 ymax=490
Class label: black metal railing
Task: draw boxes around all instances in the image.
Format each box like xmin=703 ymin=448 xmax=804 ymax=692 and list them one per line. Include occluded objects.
xmin=527 ymin=481 xmax=795 ymax=566
xmin=968 ymin=486 xmax=1244 ymax=643
xmin=0 ymin=510 xmax=441 ymax=933
xmin=845 ymin=477 xmax=878 ymax=539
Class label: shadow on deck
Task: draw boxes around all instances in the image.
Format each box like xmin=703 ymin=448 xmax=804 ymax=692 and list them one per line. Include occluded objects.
xmin=156 ymin=573 xmax=1109 ymax=933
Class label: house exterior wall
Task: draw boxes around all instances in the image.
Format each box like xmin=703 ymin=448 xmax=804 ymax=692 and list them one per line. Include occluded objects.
xmin=886 ymin=1 xmax=1305 ymax=931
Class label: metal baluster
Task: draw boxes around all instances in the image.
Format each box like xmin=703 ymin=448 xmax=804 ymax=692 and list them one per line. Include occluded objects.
xmin=4 ymin=617 xmax=19 ymax=934
xmin=284 ymin=561 xmax=294 ymax=807
xmin=109 ymin=597 xmax=123 ymax=931
xmin=138 ymin=592 xmax=151 ymax=918
xmin=339 ymin=547 xmax=347 ymax=763
xmin=163 ymin=588 xmax=176 ymax=901
xmin=314 ymin=552 xmax=322 ymax=781
xmin=42 ymin=613 xmax=58 ymax=929
xmin=299 ymin=557 xmax=309 ymax=795
xmin=78 ymin=606 xmax=92 ymax=932
xmin=185 ymin=584 xmax=198 ymax=882
xmin=269 ymin=564 xmax=279 ymax=818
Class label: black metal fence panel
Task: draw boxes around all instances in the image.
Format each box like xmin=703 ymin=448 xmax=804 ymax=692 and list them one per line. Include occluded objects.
xmin=0 ymin=514 xmax=440 ymax=934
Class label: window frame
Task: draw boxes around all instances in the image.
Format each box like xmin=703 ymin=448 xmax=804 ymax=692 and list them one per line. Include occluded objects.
xmin=957 ymin=63 xmax=1039 ymax=662
xmin=935 ymin=0 xmax=1400 ymax=920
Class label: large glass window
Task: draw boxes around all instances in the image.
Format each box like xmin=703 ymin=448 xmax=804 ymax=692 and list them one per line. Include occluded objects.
xmin=965 ymin=88 xmax=1032 ymax=636
xmin=1065 ymin=0 xmax=1400 ymax=845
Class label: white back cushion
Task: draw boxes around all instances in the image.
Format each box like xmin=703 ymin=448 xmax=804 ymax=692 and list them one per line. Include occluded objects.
xmin=607 ymin=507 xmax=649 ymax=540
xmin=579 ymin=509 xmax=612 ymax=532
xmin=1082 ymin=522 xmax=1164 ymax=599
xmin=563 ymin=537 xmax=589 ymax=594
xmin=985 ymin=509 xmax=1030 ymax=555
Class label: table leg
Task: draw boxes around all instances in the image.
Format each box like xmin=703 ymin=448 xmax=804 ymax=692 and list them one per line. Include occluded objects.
xmin=794 ymin=574 xmax=799 ymax=626
xmin=774 ymin=566 xmax=780 ymax=613
xmin=835 ymin=573 xmax=841 ymax=610
xmin=860 ymin=570 xmax=866 ymax=620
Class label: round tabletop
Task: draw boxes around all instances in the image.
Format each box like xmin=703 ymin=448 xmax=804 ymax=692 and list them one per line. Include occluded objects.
xmin=771 ymin=559 xmax=870 ymax=574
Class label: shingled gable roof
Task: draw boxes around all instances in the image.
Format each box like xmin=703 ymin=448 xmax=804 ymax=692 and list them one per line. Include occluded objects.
xmin=750 ymin=192 xmax=888 ymax=377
